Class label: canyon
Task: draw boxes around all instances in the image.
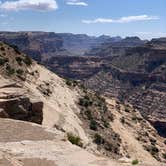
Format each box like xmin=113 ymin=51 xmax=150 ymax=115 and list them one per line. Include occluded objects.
xmin=0 ymin=33 xmax=165 ymax=165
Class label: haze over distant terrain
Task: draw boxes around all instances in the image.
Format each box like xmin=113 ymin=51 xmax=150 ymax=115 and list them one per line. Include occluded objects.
xmin=0 ymin=0 xmax=165 ymax=166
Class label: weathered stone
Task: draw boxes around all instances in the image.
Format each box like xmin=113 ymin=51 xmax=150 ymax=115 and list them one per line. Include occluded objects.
xmin=0 ymin=97 xmax=43 ymax=124
xmin=0 ymin=108 xmax=8 ymax=118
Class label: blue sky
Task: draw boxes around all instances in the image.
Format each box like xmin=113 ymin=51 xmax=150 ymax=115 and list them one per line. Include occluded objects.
xmin=0 ymin=0 xmax=165 ymax=39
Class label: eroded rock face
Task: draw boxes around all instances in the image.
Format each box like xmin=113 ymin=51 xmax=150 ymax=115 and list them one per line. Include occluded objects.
xmin=0 ymin=97 xmax=43 ymax=124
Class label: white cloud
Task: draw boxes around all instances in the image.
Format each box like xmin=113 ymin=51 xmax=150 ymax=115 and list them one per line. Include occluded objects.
xmin=66 ymin=0 xmax=88 ymax=6
xmin=0 ymin=0 xmax=58 ymax=11
xmin=82 ymin=15 xmax=159 ymax=24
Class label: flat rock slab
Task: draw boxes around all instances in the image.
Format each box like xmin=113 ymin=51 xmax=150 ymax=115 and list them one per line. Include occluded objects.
xmin=0 ymin=119 xmax=56 ymax=142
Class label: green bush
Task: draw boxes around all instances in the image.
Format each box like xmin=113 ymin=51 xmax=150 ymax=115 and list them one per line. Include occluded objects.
xmin=146 ymin=145 xmax=159 ymax=156
xmin=94 ymin=134 xmax=104 ymax=145
xmin=103 ymin=119 xmax=109 ymax=128
xmin=0 ymin=47 xmax=5 ymax=51
xmin=150 ymin=138 xmax=157 ymax=145
xmin=90 ymin=120 xmax=98 ymax=130
xmin=16 ymin=69 xmax=24 ymax=75
xmin=23 ymin=56 xmax=32 ymax=66
xmin=67 ymin=133 xmax=83 ymax=147
xmin=132 ymin=159 xmax=139 ymax=165
xmin=162 ymin=153 xmax=166 ymax=159
xmin=125 ymin=107 xmax=130 ymax=112
xmin=0 ymin=58 xmax=8 ymax=65
xmin=79 ymin=96 xmax=93 ymax=108
xmin=16 ymin=57 xmax=23 ymax=65
xmin=65 ymin=79 xmax=72 ymax=86
xmin=120 ymin=117 xmax=125 ymax=124
xmin=6 ymin=65 xmax=15 ymax=75
xmin=85 ymin=109 xmax=93 ymax=120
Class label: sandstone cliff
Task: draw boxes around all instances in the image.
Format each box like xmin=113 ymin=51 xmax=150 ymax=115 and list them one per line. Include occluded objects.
xmin=0 ymin=42 xmax=165 ymax=165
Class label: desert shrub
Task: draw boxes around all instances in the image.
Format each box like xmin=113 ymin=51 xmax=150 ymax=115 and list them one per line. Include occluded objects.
xmin=94 ymin=134 xmax=105 ymax=145
xmin=79 ymin=96 xmax=93 ymax=108
xmin=23 ymin=56 xmax=32 ymax=66
xmin=65 ymin=79 xmax=78 ymax=87
xmin=6 ymin=65 xmax=15 ymax=75
xmin=16 ymin=57 xmax=23 ymax=65
xmin=150 ymin=138 xmax=157 ymax=145
xmin=65 ymin=79 xmax=72 ymax=86
xmin=67 ymin=133 xmax=83 ymax=147
xmin=132 ymin=159 xmax=139 ymax=165
xmin=104 ymin=141 xmax=119 ymax=154
xmin=0 ymin=58 xmax=8 ymax=65
xmin=85 ymin=109 xmax=93 ymax=120
xmin=102 ymin=104 xmax=108 ymax=113
xmin=132 ymin=116 xmax=142 ymax=122
xmin=90 ymin=120 xmax=98 ymax=130
xmin=16 ymin=69 xmax=24 ymax=75
xmin=124 ymin=107 xmax=130 ymax=112
xmin=0 ymin=47 xmax=5 ymax=51
xmin=120 ymin=117 xmax=125 ymax=124
xmin=146 ymin=145 xmax=159 ymax=156
xmin=103 ymin=120 xmax=109 ymax=128
xmin=162 ymin=153 xmax=166 ymax=159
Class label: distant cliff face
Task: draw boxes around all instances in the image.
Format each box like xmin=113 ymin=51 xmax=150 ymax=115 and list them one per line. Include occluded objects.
xmin=56 ymin=33 xmax=115 ymax=56
xmin=85 ymin=36 xmax=147 ymax=57
xmin=0 ymin=32 xmax=116 ymax=61
xmin=0 ymin=32 xmax=65 ymax=62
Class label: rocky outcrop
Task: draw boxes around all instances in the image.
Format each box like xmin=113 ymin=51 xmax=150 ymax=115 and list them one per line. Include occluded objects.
xmin=0 ymin=97 xmax=43 ymax=124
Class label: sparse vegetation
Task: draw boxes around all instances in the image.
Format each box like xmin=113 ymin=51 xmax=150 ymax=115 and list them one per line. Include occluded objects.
xmin=23 ymin=56 xmax=32 ymax=66
xmin=150 ymin=137 xmax=157 ymax=145
xmin=0 ymin=46 xmax=5 ymax=51
xmin=146 ymin=145 xmax=159 ymax=157
xmin=132 ymin=159 xmax=139 ymax=165
xmin=124 ymin=106 xmax=130 ymax=113
xmin=85 ymin=109 xmax=92 ymax=120
xmin=6 ymin=64 xmax=15 ymax=75
xmin=0 ymin=58 xmax=8 ymax=65
xmin=78 ymin=90 xmax=120 ymax=157
xmin=67 ymin=133 xmax=83 ymax=147
xmin=65 ymin=79 xmax=78 ymax=87
xmin=79 ymin=95 xmax=93 ymax=108
xmin=162 ymin=153 xmax=166 ymax=159
xmin=16 ymin=69 xmax=24 ymax=75
xmin=16 ymin=56 xmax=23 ymax=65
xmin=94 ymin=133 xmax=104 ymax=145
xmin=132 ymin=116 xmax=142 ymax=123
xmin=90 ymin=120 xmax=98 ymax=130
xmin=120 ymin=117 xmax=125 ymax=124
xmin=103 ymin=120 xmax=109 ymax=128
